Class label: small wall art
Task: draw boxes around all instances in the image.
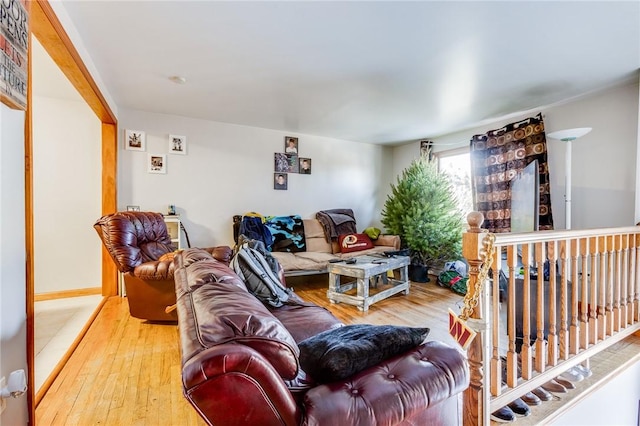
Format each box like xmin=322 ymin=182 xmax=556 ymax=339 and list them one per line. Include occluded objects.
xmin=286 ymin=153 xmax=299 ymax=173
xmin=126 ymin=205 xmax=140 ymax=211
xmin=169 ymin=134 xmax=187 ymax=155
xmin=299 ymin=158 xmax=311 ymax=174
xmin=125 ymin=129 xmax=146 ymax=151
xmin=274 ymin=173 xmax=288 ymax=190
xmin=275 ymin=153 xmax=289 ymax=173
xmin=285 ymin=136 xmax=298 ymax=154
xmin=148 ymin=154 xmax=167 ymax=174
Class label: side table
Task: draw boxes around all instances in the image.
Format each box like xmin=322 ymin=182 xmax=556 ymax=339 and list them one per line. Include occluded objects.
xmin=327 ymin=255 xmax=410 ymax=311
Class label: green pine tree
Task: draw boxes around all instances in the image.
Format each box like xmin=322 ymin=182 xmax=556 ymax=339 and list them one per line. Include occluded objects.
xmin=381 ymin=156 xmax=464 ymax=268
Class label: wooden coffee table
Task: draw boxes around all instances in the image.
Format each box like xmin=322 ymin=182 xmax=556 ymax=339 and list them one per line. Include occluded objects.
xmin=327 ymin=255 xmax=410 ymax=311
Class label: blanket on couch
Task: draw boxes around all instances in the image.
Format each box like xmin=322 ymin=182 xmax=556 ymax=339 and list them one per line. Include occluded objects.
xmin=265 ymin=215 xmax=306 ymax=252
xmin=316 ymin=208 xmax=357 ymax=241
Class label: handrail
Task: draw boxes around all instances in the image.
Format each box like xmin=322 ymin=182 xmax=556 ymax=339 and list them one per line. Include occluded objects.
xmin=462 ymin=213 xmax=640 ymax=425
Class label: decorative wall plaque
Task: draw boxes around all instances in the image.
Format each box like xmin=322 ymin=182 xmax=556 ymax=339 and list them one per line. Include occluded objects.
xmin=0 ymin=0 xmax=29 ymax=110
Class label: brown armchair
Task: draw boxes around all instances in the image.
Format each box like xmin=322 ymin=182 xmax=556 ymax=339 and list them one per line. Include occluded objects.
xmin=94 ymin=211 xmax=232 ymax=321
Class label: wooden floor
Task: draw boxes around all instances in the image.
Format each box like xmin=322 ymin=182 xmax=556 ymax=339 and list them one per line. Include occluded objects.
xmin=36 ymin=275 xmax=461 ymax=425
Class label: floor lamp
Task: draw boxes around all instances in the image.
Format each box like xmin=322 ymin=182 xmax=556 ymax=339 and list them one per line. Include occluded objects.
xmin=547 ymin=127 xmax=592 ymax=230
xmin=546 ymin=127 xmax=594 ymax=381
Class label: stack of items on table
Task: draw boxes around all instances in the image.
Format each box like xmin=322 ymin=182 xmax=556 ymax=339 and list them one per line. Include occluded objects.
xmin=233 ymin=209 xmax=401 ymax=275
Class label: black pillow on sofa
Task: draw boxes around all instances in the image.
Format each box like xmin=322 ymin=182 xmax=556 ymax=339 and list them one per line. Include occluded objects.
xmin=298 ymin=324 xmax=430 ymax=383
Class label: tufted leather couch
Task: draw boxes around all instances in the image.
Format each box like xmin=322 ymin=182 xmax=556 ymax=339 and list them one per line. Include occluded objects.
xmin=174 ymin=247 xmax=470 ymax=426
xmin=94 ymin=211 xmax=231 ymax=321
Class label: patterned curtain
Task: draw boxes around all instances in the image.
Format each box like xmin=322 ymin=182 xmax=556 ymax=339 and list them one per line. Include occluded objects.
xmin=470 ymin=113 xmax=553 ymax=233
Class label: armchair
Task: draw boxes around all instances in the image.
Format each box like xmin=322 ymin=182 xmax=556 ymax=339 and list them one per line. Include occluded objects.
xmin=94 ymin=211 xmax=231 ymax=321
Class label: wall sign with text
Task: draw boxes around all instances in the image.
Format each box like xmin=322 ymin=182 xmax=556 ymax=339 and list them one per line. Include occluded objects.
xmin=0 ymin=0 xmax=29 ymax=110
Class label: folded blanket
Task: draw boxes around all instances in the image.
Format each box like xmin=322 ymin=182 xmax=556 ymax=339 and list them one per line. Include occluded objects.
xmin=316 ymin=209 xmax=357 ymax=241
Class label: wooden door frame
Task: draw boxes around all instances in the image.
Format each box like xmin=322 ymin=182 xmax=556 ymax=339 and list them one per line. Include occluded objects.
xmin=27 ymin=0 xmax=117 ymax=421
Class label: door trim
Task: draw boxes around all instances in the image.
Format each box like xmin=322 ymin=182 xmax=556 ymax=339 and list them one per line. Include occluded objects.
xmin=28 ymin=0 xmax=117 ymax=419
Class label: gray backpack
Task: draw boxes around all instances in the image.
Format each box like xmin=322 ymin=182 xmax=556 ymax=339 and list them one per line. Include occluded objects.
xmin=231 ymin=237 xmax=291 ymax=307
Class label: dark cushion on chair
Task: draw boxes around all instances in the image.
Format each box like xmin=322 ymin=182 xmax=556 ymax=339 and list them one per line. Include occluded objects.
xmin=298 ymin=324 xmax=430 ymax=383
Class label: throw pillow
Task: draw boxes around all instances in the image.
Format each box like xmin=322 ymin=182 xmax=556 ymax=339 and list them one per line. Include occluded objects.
xmin=363 ymin=227 xmax=381 ymax=240
xmin=298 ymin=324 xmax=430 ymax=383
xmin=338 ymin=233 xmax=374 ymax=253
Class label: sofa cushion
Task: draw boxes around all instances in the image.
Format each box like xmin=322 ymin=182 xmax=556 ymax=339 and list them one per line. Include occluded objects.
xmin=338 ymin=233 xmax=374 ymax=253
xmin=269 ymin=292 xmax=343 ymax=343
xmin=302 ymin=219 xmax=332 ymax=253
xmin=298 ymin=324 xmax=430 ymax=383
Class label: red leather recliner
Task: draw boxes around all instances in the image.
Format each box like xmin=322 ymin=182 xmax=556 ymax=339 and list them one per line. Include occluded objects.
xmin=94 ymin=211 xmax=231 ymax=321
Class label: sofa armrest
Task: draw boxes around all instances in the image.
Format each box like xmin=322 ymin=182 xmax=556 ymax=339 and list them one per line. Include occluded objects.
xmin=133 ymin=259 xmax=174 ymax=280
xmin=182 ymin=344 xmax=301 ymax=426
xmin=301 ymin=341 xmax=469 ymax=425
xmin=202 ymin=245 xmax=233 ymax=265
xmin=374 ymin=234 xmax=401 ymax=250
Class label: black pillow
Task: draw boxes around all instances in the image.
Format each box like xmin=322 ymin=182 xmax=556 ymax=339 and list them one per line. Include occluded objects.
xmin=298 ymin=324 xmax=430 ymax=383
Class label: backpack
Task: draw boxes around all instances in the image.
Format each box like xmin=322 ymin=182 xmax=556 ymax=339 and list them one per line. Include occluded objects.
xmin=231 ymin=236 xmax=291 ymax=307
xmin=238 ymin=215 xmax=274 ymax=249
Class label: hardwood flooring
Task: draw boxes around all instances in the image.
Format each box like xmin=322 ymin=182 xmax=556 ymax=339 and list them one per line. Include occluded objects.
xmin=34 ymin=274 xmax=640 ymax=425
xmin=35 ymin=275 xmax=460 ymax=425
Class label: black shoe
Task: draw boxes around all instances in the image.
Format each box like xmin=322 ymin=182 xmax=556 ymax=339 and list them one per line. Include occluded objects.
xmin=508 ymin=398 xmax=531 ymax=417
xmin=491 ymin=406 xmax=516 ymax=423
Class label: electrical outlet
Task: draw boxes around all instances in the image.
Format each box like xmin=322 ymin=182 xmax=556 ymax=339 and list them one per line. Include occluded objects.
xmin=0 ymin=376 xmax=6 ymax=414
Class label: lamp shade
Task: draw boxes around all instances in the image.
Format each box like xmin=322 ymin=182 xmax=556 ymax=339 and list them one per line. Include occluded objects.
xmin=547 ymin=127 xmax=592 ymax=142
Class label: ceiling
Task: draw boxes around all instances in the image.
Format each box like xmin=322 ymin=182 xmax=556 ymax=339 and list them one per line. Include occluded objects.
xmin=49 ymin=1 xmax=640 ymax=145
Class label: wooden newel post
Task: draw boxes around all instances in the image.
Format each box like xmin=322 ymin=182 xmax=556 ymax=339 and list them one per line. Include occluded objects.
xmin=462 ymin=212 xmax=489 ymax=426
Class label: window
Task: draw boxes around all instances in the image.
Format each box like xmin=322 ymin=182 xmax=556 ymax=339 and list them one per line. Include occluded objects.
xmin=435 ymin=148 xmax=473 ymax=218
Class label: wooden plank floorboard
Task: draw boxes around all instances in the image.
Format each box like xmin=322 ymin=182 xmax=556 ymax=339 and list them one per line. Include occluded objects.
xmin=36 ymin=275 xmax=462 ymax=425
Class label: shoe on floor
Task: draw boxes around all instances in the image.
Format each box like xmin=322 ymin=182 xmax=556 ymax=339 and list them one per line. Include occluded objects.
xmin=521 ymin=391 xmax=542 ymax=406
xmin=542 ymin=379 xmax=567 ymax=394
xmin=491 ymin=406 xmax=516 ymax=423
xmin=558 ymin=367 xmax=584 ymax=382
xmin=532 ymin=386 xmax=553 ymax=401
xmin=574 ymin=364 xmax=593 ymax=378
xmin=555 ymin=377 xmax=576 ymax=390
xmin=508 ymin=398 xmax=531 ymax=417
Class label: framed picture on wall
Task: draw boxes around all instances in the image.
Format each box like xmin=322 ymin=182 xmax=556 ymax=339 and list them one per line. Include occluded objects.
xmin=126 ymin=205 xmax=140 ymax=211
xmin=125 ymin=129 xmax=146 ymax=151
xmin=169 ymin=134 xmax=187 ymax=155
xmin=286 ymin=153 xmax=299 ymax=173
xmin=274 ymin=173 xmax=288 ymax=190
xmin=274 ymin=152 xmax=289 ymax=172
xmin=148 ymin=154 xmax=167 ymax=174
xmin=285 ymin=136 xmax=298 ymax=154
xmin=299 ymin=158 xmax=311 ymax=174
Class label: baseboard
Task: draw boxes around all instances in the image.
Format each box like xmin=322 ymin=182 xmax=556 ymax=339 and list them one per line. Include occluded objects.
xmin=34 ymin=287 xmax=102 ymax=302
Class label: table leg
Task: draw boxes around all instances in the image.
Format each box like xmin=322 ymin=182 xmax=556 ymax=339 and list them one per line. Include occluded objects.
xmin=328 ymin=272 xmax=341 ymax=303
xmin=400 ymin=265 xmax=410 ymax=294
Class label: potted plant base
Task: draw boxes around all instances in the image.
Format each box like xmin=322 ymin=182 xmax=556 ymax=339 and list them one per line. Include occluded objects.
xmin=409 ymin=264 xmax=430 ymax=283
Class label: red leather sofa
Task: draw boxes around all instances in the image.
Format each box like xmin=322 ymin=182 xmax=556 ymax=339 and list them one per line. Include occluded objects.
xmin=174 ymin=247 xmax=469 ymax=426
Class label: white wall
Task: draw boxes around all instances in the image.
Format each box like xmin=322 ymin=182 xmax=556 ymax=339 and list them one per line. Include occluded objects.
xmin=0 ymin=104 xmax=28 ymax=424
xmin=32 ymin=96 xmax=102 ymax=294
xmin=393 ymin=81 xmax=640 ymax=230
xmin=118 ymin=108 xmax=393 ymax=247
xmin=551 ymin=359 xmax=640 ymax=426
